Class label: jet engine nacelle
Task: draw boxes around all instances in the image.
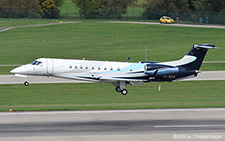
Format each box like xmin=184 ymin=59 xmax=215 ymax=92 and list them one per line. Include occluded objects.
xmin=144 ymin=64 xmax=179 ymax=76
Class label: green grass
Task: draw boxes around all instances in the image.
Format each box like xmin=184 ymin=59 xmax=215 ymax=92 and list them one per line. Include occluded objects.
xmin=201 ymin=63 xmax=225 ymax=71
xmin=0 ymin=22 xmax=224 ymax=65
xmin=0 ymin=19 xmax=60 ymax=28
xmin=0 ymin=81 xmax=225 ymax=111
xmin=58 ymin=0 xmax=78 ymax=17
xmin=0 ymin=66 xmax=17 ymax=75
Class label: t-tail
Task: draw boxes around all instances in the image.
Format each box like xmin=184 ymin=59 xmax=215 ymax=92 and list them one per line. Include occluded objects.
xmin=144 ymin=44 xmax=218 ymax=81
xmin=175 ymin=44 xmax=218 ymax=80
xmin=178 ymin=44 xmax=218 ymax=70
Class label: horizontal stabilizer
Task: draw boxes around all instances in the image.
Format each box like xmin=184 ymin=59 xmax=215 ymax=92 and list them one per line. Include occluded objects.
xmin=194 ymin=44 xmax=219 ymax=49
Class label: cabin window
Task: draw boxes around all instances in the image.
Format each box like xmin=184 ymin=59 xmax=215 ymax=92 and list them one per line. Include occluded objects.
xmin=75 ymin=65 xmax=78 ymax=69
xmin=104 ymin=67 xmax=107 ymax=70
xmin=117 ymin=68 xmax=120 ymax=71
xmin=110 ymin=67 xmax=113 ymax=70
xmin=92 ymin=66 xmax=94 ymax=70
xmin=85 ymin=66 xmax=88 ymax=69
xmin=130 ymin=68 xmax=133 ymax=71
xmin=69 ymin=65 xmax=72 ymax=68
xmin=98 ymin=67 xmax=101 ymax=70
xmin=80 ymin=66 xmax=83 ymax=69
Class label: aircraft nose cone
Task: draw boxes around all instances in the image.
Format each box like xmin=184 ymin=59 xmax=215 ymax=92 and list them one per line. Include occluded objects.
xmin=10 ymin=68 xmax=17 ymax=74
xmin=10 ymin=67 xmax=22 ymax=74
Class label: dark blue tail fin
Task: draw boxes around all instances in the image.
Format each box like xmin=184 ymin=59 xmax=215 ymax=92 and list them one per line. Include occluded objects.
xmin=179 ymin=44 xmax=218 ymax=70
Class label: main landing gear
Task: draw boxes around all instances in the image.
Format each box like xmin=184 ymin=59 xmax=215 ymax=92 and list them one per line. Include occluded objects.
xmin=113 ymin=81 xmax=128 ymax=95
xmin=115 ymin=86 xmax=128 ymax=95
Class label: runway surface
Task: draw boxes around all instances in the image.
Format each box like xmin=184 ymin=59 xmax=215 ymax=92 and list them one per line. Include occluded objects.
xmin=0 ymin=108 xmax=225 ymax=141
xmin=107 ymin=21 xmax=225 ymax=29
xmin=0 ymin=71 xmax=224 ymax=85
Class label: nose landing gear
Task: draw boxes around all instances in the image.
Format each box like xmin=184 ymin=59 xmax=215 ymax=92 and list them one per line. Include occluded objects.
xmin=24 ymin=81 xmax=29 ymax=86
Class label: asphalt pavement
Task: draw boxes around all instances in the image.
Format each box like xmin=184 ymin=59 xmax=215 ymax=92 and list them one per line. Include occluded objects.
xmin=0 ymin=108 xmax=225 ymax=141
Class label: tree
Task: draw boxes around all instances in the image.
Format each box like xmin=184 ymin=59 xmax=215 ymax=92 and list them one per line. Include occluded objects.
xmin=0 ymin=0 xmax=40 ymax=18
xmin=0 ymin=0 xmax=65 ymax=18
xmin=53 ymin=0 xmax=65 ymax=7
xmin=187 ymin=0 xmax=196 ymax=11
xmin=72 ymin=0 xmax=137 ymax=19
xmin=142 ymin=0 xmax=189 ymax=20
xmin=38 ymin=0 xmax=60 ymax=18
xmin=195 ymin=0 xmax=225 ymax=14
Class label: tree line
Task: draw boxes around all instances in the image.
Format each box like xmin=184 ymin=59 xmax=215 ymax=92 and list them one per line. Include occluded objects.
xmin=142 ymin=0 xmax=225 ymax=20
xmin=72 ymin=0 xmax=137 ymax=19
xmin=73 ymin=0 xmax=225 ymax=19
xmin=0 ymin=0 xmax=65 ymax=18
xmin=0 ymin=0 xmax=225 ymax=19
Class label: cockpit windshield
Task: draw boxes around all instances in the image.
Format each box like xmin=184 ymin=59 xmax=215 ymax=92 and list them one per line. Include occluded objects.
xmin=30 ymin=60 xmax=42 ymax=65
xmin=30 ymin=60 xmax=38 ymax=65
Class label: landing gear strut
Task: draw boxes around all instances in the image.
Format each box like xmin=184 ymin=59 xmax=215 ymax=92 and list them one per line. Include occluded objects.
xmin=24 ymin=81 xmax=29 ymax=86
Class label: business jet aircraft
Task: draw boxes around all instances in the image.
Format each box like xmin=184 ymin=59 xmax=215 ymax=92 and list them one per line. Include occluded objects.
xmin=10 ymin=44 xmax=217 ymax=95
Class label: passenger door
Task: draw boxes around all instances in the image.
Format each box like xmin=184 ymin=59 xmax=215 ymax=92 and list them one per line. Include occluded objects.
xmin=47 ymin=59 xmax=53 ymax=75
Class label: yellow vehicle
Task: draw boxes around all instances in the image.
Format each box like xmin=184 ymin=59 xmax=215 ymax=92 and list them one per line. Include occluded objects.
xmin=159 ymin=16 xmax=174 ymax=24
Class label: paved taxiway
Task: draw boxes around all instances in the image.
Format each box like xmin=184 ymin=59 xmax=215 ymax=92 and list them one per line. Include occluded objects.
xmin=0 ymin=71 xmax=224 ymax=85
xmin=0 ymin=108 xmax=225 ymax=141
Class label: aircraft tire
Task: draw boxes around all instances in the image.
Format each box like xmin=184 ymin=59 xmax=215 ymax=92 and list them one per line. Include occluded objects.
xmin=121 ymin=89 xmax=128 ymax=95
xmin=24 ymin=81 xmax=29 ymax=86
xmin=115 ymin=86 xmax=121 ymax=92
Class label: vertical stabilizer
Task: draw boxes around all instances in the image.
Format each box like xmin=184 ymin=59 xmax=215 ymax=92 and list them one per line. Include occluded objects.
xmin=179 ymin=44 xmax=218 ymax=70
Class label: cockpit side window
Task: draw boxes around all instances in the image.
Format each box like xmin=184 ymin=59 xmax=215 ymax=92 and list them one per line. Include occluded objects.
xmin=30 ymin=60 xmax=42 ymax=65
xmin=30 ymin=60 xmax=38 ymax=65
xmin=36 ymin=61 xmax=42 ymax=65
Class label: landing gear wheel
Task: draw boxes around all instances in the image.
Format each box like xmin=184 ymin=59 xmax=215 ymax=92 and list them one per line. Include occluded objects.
xmin=121 ymin=89 xmax=128 ymax=95
xmin=24 ymin=81 xmax=29 ymax=86
xmin=115 ymin=86 xmax=121 ymax=92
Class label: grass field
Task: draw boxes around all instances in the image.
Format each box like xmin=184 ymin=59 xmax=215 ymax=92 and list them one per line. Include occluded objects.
xmin=0 ymin=1 xmax=224 ymax=111
xmin=0 ymin=66 xmax=16 ymax=75
xmin=1 ymin=22 xmax=224 ymax=64
xmin=0 ymin=20 xmax=224 ymax=111
xmin=0 ymin=81 xmax=224 ymax=111
xmin=58 ymin=0 xmax=78 ymax=17
xmin=0 ymin=19 xmax=60 ymax=28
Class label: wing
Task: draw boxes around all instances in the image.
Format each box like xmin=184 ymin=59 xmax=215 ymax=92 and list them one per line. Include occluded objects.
xmin=99 ymin=76 xmax=145 ymax=86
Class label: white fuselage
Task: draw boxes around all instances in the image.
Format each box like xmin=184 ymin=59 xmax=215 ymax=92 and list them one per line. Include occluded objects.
xmin=11 ymin=58 xmax=146 ymax=83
